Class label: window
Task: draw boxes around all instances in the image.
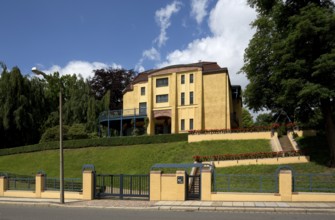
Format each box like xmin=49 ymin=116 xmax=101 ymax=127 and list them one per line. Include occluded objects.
xmin=189 ymin=119 xmax=194 ymax=130
xmin=141 ymin=87 xmax=145 ymax=96
xmin=181 ymin=75 xmax=185 ymax=84
xmin=139 ymin=102 xmax=147 ymax=114
xmin=190 ymin=91 xmax=194 ymax=105
xmin=181 ymin=119 xmax=185 ymax=131
xmin=156 ymin=94 xmax=168 ymax=103
xmin=156 ymin=78 xmax=168 ymax=87
xmin=190 ymin=74 xmax=194 ymax=83
xmin=181 ymin=92 xmax=185 ymax=105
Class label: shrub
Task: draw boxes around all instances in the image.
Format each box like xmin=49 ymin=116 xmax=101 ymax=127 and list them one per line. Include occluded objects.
xmin=40 ymin=125 xmax=70 ymax=143
xmin=67 ymin=124 xmax=89 ymax=140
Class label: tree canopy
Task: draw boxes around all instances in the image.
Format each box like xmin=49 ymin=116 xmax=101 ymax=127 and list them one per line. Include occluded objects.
xmin=0 ymin=63 xmax=136 ymax=148
xmin=89 ymin=68 xmax=135 ymax=110
xmin=242 ymin=0 xmax=335 ymax=166
xmin=0 ymin=66 xmax=48 ymax=147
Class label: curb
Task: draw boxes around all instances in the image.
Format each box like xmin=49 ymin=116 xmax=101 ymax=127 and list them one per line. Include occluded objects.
xmin=1 ymin=201 xmax=335 ymax=214
xmin=156 ymin=205 xmax=335 ymax=214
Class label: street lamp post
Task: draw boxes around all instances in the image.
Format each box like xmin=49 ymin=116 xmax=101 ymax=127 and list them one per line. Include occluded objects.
xmin=32 ymin=67 xmax=64 ymax=204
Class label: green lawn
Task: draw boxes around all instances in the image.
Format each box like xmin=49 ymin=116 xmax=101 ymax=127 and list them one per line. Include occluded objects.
xmin=0 ymin=139 xmax=271 ymax=178
xmin=214 ymin=136 xmax=335 ymax=193
xmin=215 ymin=162 xmax=335 ymax=175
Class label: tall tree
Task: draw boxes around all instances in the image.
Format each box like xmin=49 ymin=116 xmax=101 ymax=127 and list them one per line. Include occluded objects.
xmin=61 ymin=74 xmax=90 ymax=125
xmin=0 ymin=66 xmax=48 ymax=147
xmin=242 ymin=0 xmax=335 ymax=166
xmin=89 ymin=68 xmax=135 ymax=110
xmin=242 ymin=108 xmax=254 ymax=128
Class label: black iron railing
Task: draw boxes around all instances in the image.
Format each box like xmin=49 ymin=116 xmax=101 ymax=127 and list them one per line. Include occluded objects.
xmin=95 ymin=174 xmax=149 ymax=199
xmin=214 ymin=174 xmax=277 ymax=193
xmin=45 ymin=177 xmax=82 ymax=192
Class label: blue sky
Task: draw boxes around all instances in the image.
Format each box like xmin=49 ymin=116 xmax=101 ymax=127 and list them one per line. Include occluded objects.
xmin=0 ymin=0 xmax=257 ymax=88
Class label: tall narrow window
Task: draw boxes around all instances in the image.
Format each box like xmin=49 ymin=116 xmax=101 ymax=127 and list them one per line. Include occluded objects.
xmin=189 ymin=119 xmax=194 ymax=130
xmin=181 ymin=75 xmax=185 ymax=84
xmin=139 ymin=102 xmax=147 ymax=115
xmin=141 ymin=87 xmax=145 ymax=96
xmin=181 ymin=119 xmax=185 ymax=131
xmin=190 ymin=74 xmax=194 ymax=83
xmin=181 ymin=92 xmax=185 ymax=105
xmin=190 ymin=91 xmax=194 ymax=105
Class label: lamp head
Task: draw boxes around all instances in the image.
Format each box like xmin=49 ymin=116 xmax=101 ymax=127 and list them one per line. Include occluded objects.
xmin=31 ymin=67 xmax=40 ymax=75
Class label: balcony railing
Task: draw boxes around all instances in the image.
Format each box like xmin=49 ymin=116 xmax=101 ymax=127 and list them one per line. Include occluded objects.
xmin=99 ymin=108 xmax=147 ymax=122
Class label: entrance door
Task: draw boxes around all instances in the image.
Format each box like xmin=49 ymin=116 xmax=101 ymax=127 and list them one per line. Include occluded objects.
xmin=186 ymin=174 xmax=201 ymax=200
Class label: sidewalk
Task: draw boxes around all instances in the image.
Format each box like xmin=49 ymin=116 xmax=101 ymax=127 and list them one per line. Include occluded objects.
xmin=1 ymin=197 xmax=335 ymax=214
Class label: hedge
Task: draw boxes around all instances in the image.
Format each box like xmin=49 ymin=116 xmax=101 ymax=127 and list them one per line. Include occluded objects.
xmin=0 ymin=133 xmax=188 ymax=156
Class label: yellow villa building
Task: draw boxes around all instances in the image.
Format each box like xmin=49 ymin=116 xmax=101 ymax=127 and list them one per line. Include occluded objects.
xmin=99 ymin=62 xmax=242 ymax=136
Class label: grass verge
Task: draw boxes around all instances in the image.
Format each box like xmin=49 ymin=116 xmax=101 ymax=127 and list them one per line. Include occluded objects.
xmin=0 ymin=139 xmax=270 ymax=178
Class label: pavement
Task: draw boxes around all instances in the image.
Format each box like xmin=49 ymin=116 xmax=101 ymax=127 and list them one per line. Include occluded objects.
xmin=0 ymin=197 xmax=335 ymax=214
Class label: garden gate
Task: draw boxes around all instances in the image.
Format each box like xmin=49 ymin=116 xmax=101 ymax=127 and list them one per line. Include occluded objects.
xmin=95 ymin=174 xmax=150 ymax=199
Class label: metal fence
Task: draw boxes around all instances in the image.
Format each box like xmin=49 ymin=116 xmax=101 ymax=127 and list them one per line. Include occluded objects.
xmin=95 ymin=174 xmax=149 ymax=199
xmin=45 ymin=178 xmax=82 ymax=192
xmin=7 ymin=177 xmax=36 ymax=191
xmin=294 ymin=173 xmax=335 ymax=193
xmin=213 ymin=174 xmax=277 ymax=193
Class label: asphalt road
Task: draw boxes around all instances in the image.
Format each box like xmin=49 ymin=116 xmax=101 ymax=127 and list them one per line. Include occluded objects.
xmin=0 ymin=204 xmax=334 ymax=220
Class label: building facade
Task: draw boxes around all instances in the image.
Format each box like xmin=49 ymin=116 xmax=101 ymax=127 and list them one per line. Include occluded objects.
xmin=120 ymin=62 xmax=242 ymax=135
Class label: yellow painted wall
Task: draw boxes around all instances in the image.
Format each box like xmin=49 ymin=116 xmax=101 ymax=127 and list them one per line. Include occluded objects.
xmin=194 ymin=70 xmax=203 ymax=131
xmin=123 ymin=82 xmax=148 ymax=111
xmin=177 ymin=107 xmax=196 ymax=132
xmin=188 ymin=131 xmax=272 ymax=142
xmin=292 ymin=193 xmax=335 ymax=202
xmin=175 ymin=71 xmax=201 ymax=132
xmin=41 ymin=191 xmax=83 ymax=200
xmin=203 ymin=156 xmax=310 ymax=168
xmin=123 ymin=67 xmax=237 ymax=134
xmin=203 ymin=73 xmax=229 ymax=129
xmin=150 ymin=170 xmax=186 ymax=201
xmin=153 ymin=75 xmax=171 ymax=109
xmin=0 ymin=177 xmax=5 ymax=196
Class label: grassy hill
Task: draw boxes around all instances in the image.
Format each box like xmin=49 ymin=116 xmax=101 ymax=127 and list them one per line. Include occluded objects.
xmin=1 ymin=135 xmax=333 ymax=179
xmin=0 ymin=139 xmax=270 ymax=178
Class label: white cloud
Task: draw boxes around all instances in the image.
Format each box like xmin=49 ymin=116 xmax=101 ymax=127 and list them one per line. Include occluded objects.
xmin=135 ymin=47 xmax=161 ymax=72
xmin=42 ymin=60 xmax=121 ymax=79
xmin=155 ymin=1 xmax=182 ymax=47
xmin=143 ymin=47 xmax=161 ymax=61
xmin=159 ymin=0 xmax=256 ymax=90
xmin=191 ymin=0 xmax=209 ymax=24
xmin=136 ymin=1 xmax=181 ymax=73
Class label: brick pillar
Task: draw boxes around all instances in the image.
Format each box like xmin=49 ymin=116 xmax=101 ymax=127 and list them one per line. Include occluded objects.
xmin=83 ymin=171 xmax=95 ymax=200
xmin=0 ymin=176 xmax=6 ymax=196
xmin=35 ymin=174 xmax=45 ymax=198
xmin=201 ymin=169 xmax=212 ymax=201
xmin=150 ymin=171 xmax=162 ymax=201
xmin=279 ymin=170 xmax=292 ymax=201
